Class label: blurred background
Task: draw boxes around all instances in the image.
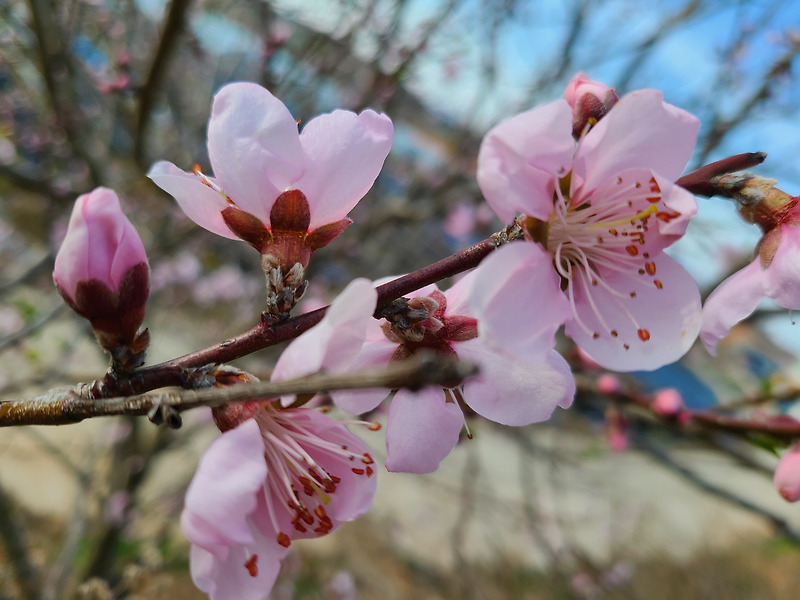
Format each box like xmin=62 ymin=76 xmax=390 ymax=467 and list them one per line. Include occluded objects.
xmin=2 ymin=0 xmax=800 ymax=598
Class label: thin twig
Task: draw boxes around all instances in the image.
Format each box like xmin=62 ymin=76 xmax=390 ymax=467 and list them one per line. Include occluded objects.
xmin=0 ymin=353 xmax=477 ymax=427
xmin=133 ymin=0 xmax=194 ymax=167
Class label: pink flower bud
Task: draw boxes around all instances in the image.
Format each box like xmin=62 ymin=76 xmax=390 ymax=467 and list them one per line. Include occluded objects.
xmin=596 ymin=374 xmax=620 ymax=394
xmin=652 ymin=388 xmax=684 ymax=417
xmin=563 ymin=72 xmax=618 ymax=137
xmin=54 ymin=188 xmax=149 ymax=350
xmin=775 ymin=442 xmax=800 ymax=502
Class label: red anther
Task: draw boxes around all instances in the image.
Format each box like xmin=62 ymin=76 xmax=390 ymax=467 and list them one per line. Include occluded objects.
xmin=362 ymin=453 xmax=374 ymax=464
xmin=654 ymin=280 xmax=663 ymax=289
xmin=623 ymin=344 xmax=630 ymax=350
xmin=368 ymin=421 xmax=382 ymax=431
xmin=645 ymin=262 xmax=656 ymax=275
xmin=244 ymin=554 xmax=259 ymax=577
xmin=366 ymin=466 xmax=374 ymax=477
xmin=314 ymin=505 xmax=328 ymax=519
xmin=192 ymin=164 xmax=203 ymax=175
xmin=294 ymin=522 xmax=307 ymax=533
xmin=637 ymin=328 xmax=651 ymax=341
xmin=352 ymin=467 xmax=365 ymax=475
xmin=277 ymin=532 xmax=291 ymax=548
xmin=630 ymin=292 xmax=637 ymax=298
xmin=592 ymin=279 xmax=598 ymax=286
xmin=625 ymin=245 xmax=638 ymax=256
xmin=301 ymin=512 xmax=314 ymax=525
xmin=593 ymin=332 xmax=600 ymax=339
xmin=638 ymin=268 xmax=645 ymax=275
xmin=308 ymin=468 xmax=324 ymax=483
xmin=331 ymin=475 xmax=341 ymax=484
xmin=610 ymin=330 xmax=618 ymax=338
xmin=609 ymin=229 xmax=619 ymax=236
xmin=649 ymin=177 xmax=660 ymax=193
xmin=646 ymin=196 xmax=660 ymax=203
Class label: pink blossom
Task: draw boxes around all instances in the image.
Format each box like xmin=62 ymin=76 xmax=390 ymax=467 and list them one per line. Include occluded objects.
xmin=652 ymin=388 xmax=684 ymax=417
xmin=148 ymin=82 xmax=393 ymax=269
xmin=53 ymin=187 xmax=149 ymax=347
xmin=774 ymin=441 xmax=800 ymax=502
xmin=596 ymin=374 xmax=620 ymax=395
xmin=701 ymin=203 xmax=800 ymax=354
xmin=472 ymin=89 xmax=701 ymax=371
xmin=330 ymin=272 xmax=575 ymax=474
xmin=183 ymin=407 xmax=377 ymax=600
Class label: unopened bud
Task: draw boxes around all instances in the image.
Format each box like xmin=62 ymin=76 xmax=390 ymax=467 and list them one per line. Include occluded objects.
xmin=563 ymin=72 xmax=618 ymax=138
xmin=652 ymin=388 xmax=684 ymax=417
xmin=53 ymin=188 xmax=149 ymax=355
xmin=712 ymin=173 xmax=797 ymax=232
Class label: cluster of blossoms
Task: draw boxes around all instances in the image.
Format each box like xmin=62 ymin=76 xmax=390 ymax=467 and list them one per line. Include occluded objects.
xmin=50 ymin=75 xmax=800 ymax=600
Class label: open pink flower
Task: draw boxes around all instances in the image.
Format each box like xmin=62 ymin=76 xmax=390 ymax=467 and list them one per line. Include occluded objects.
xmin=330 ymin=272 xmax=575 ymax=474
xmin=53 ymin=187 xmax=149 ymax=348
xmin=183 ymin=407 xmax=377 ymax=600
xmin=148 ymin=82 xmax=393 ymax=269
xmin=701 ymin=199 xmax=800 ymax=354
xmin=472 ymin=88 xmax=702 ymax=371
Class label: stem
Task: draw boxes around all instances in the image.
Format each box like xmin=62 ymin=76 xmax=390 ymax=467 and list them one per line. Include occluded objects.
xmin=121 ymin=236 xmax=502 ymax=395
xmin=675 ymin=152 xmax=767 ymax=197
xmin=0 ymin=354 xmax=478 ymax=427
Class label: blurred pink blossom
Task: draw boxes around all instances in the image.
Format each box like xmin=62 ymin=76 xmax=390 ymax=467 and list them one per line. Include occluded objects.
xmin=774 ymin=441 xmax=800 ymax=502
xmin=471 ymin=88 xmax=701 ymax=371
xmin=596 ymin=374 xmax=620 ymax=395
xmin=652 ymin=388 xmax=684 ymax=417
xmin=701 ymin=200 xmax=800 ymax=354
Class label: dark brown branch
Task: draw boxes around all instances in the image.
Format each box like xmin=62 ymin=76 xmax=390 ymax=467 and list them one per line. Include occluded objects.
xmin=0 ymin=353 xmax=477 ymax=427
xmin=676 ymin=152 xmax=767 ymax=197
xmin=133 ymin=0 xmax=194 ymax=167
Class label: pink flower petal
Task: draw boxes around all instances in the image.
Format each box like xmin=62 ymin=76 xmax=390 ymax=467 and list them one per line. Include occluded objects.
xmin=384 ymin=387 xmax=464 ymax=474
xmin=54 ymin=188 xmax=149 ymax=296
xmin=573 ymin=90 xmax=698 ymax=193
xmin=207 ymin=82 xmax=305 ymax=223
xmin=147 ymin=161 xmax=239 ymax=240
xmin=329 ymin=333 xmax=397 ymax=415
xmin=566 ymin=253 xmax=701 ymax=371
xmin=477 ymin=100 xmax=575 ymax=222
xmin=190 ymin=530 xmax=285 ymax=600
xmin=296 ymin=109 xmax=393 ymax=230
xmin=700 ymin=258 xmax=766 ymax=355
xmin=764 ymin=224 xmax=800 ymax=309
xmin=182 ymin=420 xmax=267 ymax=556
xmin=774 ymin=442 xmax=800 ymax=502
xmin=470 ymin=242 xmax=572 ymax=363
xmin=272 ymin=278 xmax=377 ymax=394
xmin=456 ymin=343 xmax=574 ymax=425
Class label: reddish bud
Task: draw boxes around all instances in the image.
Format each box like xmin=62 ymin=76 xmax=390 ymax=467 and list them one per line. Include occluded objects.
xmin=563 ymin=72 xmax=618 ymax=138
xmin=53 ymin=188 xmax=149 ymax=350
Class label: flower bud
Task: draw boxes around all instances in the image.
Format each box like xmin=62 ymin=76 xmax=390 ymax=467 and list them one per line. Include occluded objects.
xmin=774 ymin=442 xmax=800 ymax=502
xmin=652 ymin=388 xmax=684 ymax=417
xmin=563 ymin=72 xmax=618 ymax=138
xmin=54 ymin=188 xmax=150 ymax=354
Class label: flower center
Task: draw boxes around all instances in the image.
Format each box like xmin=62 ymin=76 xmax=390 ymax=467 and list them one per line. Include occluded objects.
xmin=532 ymin=172 xmax=681 ymax=346
xmin=253 ymin=405 xmax=374 ymax=546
